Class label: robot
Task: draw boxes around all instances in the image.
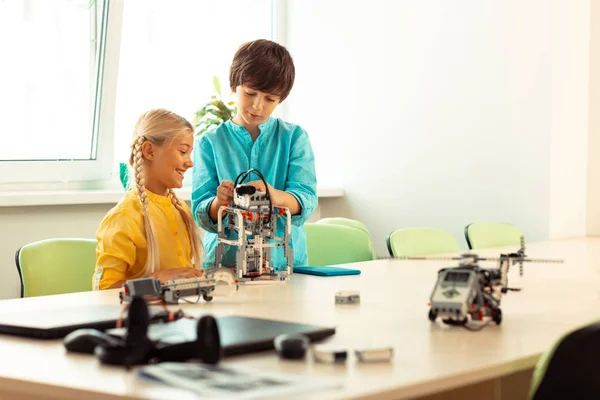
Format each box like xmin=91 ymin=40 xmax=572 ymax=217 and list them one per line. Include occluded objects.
xmin=119 ymin=267 xmax=238 ymax=304
xmin=215 ymin=168 xmax=293 ymax=282
xmin=118 ymin=168 xmax=292 ymax=304
xmin=396 ymin=237 xmax=563 ymax=329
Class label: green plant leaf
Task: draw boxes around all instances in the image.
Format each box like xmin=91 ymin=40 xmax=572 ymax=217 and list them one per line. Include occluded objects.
xmin=213 ymin=76 xmax=222 ymax=98
xmin=207 ymin=108 xmax=225 ymax=120
xmin=194 ymin=106 xmax=209 ymax=118
xmin=210 ymin=100 xmax=230 ymax=120
xmin=193 ymin=76 xmax=238 ymax=136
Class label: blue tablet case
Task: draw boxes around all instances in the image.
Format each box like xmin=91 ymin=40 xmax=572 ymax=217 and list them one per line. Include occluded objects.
xmin=293 ymin=266 xmax=361 ymax=277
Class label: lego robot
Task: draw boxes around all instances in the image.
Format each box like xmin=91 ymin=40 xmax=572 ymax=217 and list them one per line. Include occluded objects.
xmin=393 ymin=236 xmax=563 ymax=329
xmin=428 ymin=253 xmax=507 ymax=326
xmin=119 ymin=267 xmax=238 ymax=304
xmin=426 ymin=237 xmax=563 ymax=328
xmin=215 ymin=168 xmax=293 ymax=282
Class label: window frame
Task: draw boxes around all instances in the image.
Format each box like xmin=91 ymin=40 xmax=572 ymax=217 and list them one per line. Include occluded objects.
xmin=0 ymin=0 xmax=284 ymax=189
xmin=0 ymin=0 xmax=122 ymax=185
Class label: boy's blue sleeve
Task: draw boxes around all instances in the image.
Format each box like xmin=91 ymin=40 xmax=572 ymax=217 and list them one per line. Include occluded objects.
xmin=191 ymin=137 xmax=220 ymax=233
xmin=286 ymin=129 xmax=318 ymax=226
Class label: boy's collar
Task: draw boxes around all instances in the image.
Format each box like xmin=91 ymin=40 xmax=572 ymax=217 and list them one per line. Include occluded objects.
xmin=227 ymin=117 xmax=276 ymax=136
xmin=258 ymin=117 xmax=276 ymax=132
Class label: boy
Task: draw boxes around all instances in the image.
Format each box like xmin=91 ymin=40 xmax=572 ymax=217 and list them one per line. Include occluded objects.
xmin=191 ymin=39 xmax=317 ymax=269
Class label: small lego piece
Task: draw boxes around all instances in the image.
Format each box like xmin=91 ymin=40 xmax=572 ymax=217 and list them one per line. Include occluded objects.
xmin=354 ymin=346 xmax=394 ymax=362
xmin=335 ymin=290 xmax=360 ymax=305
xmin=313 ymin=345 xmax=347 ymax=364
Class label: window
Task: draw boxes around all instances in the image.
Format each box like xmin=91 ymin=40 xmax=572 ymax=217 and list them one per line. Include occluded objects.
xmin=113 ymin=0 xmax=274 ymax=166
xmin=0 ymin=0 xmax=113 ymax=184
xmin=0 ymin=0 xmax=276 ymax=186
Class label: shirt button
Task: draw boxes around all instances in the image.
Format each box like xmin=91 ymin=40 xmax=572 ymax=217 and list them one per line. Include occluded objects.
xmin=178 ymin=251 xmax=182 ymax=256
xmin=174 ymin=232 xmax=178 ymax=236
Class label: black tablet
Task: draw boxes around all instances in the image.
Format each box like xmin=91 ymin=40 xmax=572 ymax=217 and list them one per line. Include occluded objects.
xmin=108 ymin=316 xmax=336 ymax=357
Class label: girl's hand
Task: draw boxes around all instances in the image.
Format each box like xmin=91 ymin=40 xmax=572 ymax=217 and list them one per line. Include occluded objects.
xmin=150 ymin=267 xmax=204 ymax=282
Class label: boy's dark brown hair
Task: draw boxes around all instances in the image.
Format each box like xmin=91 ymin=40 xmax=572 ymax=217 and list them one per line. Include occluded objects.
xmin=229 ymin=39 xmax=295 ymax=102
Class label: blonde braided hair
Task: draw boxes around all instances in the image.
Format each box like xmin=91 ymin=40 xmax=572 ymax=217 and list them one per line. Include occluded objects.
xmin=169 ymin=189 xmax=203 ymax=266
xmin=128 ymin=109 xmax=204 ymax=275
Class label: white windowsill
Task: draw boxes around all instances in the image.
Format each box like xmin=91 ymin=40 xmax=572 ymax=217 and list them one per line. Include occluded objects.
xmin=0 ymin=187 xmax=345 ymax=207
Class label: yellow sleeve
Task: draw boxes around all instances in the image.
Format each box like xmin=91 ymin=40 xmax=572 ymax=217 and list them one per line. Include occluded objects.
xmin=94 ymin=210 xmax=140 ymax=290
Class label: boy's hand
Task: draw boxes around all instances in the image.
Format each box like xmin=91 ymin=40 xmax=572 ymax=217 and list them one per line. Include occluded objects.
xmin=215 ymin=180 xmax=235 ymax=207
xmin=245 ymin=180 xmax=281 ymax=207
xmin=209 ymin=180 xmax=235 ymax=223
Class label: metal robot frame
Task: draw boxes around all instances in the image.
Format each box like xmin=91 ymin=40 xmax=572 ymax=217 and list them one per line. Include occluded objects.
xmin=215 ymin=168 xmax=294 ymax=282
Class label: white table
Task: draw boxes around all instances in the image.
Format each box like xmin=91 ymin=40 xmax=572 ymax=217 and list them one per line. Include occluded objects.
xmin=0 ymin=237 xmax=597 ymax=400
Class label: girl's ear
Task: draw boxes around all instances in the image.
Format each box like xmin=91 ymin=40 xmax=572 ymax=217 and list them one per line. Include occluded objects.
xmin=141 ymin=141 xmax=154 ymax=161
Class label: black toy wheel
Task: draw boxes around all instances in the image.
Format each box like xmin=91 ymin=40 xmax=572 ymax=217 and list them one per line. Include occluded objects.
xmin=203 ymin=294 xmax=213 ymax=302
xmin=493 ymin=309 xmax=502 ymax=325
xmin=428 ymin=309 xmax=437 ymax=322
xmin=443 ymin=317 xmax=468 ymax=326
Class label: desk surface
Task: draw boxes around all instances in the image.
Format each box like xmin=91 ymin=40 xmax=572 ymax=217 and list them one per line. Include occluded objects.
xmin=0 ymin=237 xmax=598 ymax=400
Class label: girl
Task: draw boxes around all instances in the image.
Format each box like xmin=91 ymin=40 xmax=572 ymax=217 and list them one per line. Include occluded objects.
xmin=94 ymin=109 xmax=204 ymax=290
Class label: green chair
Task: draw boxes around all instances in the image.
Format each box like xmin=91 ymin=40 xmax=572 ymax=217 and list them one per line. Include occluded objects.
xmin=528 ymin=321 xmax=600 ymax=399
xmin=316 ymin=217 xmax=376 ymax=259
xmin=387 ymin=228 xmax=460 ymax=257
xmin=15 ymin=238 xmax=98 ymax=297
xmin=464 ymin=222 xmax=523 ymax=249
xmin=304 ymin=223 xmax=375 ymax=266
xmin=317 ymin=217 xmax=370 ymax=235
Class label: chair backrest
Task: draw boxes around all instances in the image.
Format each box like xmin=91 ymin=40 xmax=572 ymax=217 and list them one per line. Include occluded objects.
xmin=386 ymin=228 xmax=460 ymax=257
xmin=304 ymin=223 xmax=375 ymax=266
xmin=464 ymin=222 xmax=523 ymax=249
xmin=15 ymin=238 xmax=98 ymax=297
xmin=528 ymin=321 xmax=600 ymax=399
xmin=317 ymin=217 xmax=370 ymax=235
xmin=316 ymin=217 xmax=376 ymax=258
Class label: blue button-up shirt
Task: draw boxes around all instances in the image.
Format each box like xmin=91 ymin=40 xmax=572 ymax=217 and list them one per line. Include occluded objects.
xmin=191 ymin=117 xmax=318 ymax=269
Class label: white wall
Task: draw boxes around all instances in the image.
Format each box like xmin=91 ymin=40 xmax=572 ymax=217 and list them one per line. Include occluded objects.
xmin=586 ymin=0 xmax=600 ymax=235
xmin=286 ymin=0 xmax=592 ymax=255
xmin=549 ymin=0 xmax=589 ymax=238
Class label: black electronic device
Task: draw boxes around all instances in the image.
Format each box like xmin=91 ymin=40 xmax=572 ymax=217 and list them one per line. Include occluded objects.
xmin=107 ymin=315 xmax=335 ymax=357
xmin=0 ymin=304 xmax=178 ymax=339
xmin=0 ymin=305 xmax=171 ymax=339
xmin=63 ymin=296 xmax=223 ymax=368
xmin=64 ymin=329 xmax=124 ymax=354
xmin=274 ymin=333 xmax=309 ymax=360
xmin=94 ymin=296 xmax=156 ymax=367
xmin=235 ymin=185 xmax=256 ymax=195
